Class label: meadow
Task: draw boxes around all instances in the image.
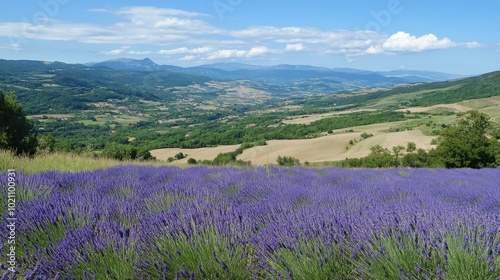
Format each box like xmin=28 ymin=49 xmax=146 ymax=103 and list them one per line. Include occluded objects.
xmin=1 ymin=165 xmax=499 ymax=279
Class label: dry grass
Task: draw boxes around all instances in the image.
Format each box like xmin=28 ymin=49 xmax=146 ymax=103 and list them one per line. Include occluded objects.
xmin=0 ymin=150 xmax=165 ymax=174
xmin=238 ymin=133 xmax=359 ymax=165
xmin=282 ymin=109 xmax=377 ymax=125
xmin=397 ymin=104 xmax=471 ymax=113
xmin=150 ymin=145 xmax=241 ymax=164
xmin=238 ymin=130 xmax=435 ymax=165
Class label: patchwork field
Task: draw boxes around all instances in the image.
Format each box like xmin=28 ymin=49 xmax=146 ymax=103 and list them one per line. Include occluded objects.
xmin=239 ymin=130 xmax=435 ymax=165
xmin=150 ymin=145 xmax=241 ymax=163
xmin=282 ymin=109 xmax=377 ymax=125
xmin=150 ymin=119 xmax=438 ymax=165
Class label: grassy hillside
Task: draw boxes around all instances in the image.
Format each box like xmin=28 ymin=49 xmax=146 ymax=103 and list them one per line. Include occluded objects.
xmin=1 ymin=59 xmax=499 ymax=164
xmin=0 ymin=150 xmax=166 ymax=173
xmin=300 ymin=71 xmax=500 ymax=110
xmin=0 ymin=59 xmax=211 ymax=114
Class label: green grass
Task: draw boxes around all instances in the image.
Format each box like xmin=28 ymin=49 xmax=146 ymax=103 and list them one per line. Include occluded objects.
xmin=70 ymin=243 xmax=138 ymax=279
xmin=3 ymin=221 xmax=68 ymax=273
xmin=353 ymin=228 xmax=500 ymax=280
xmin=0 ymin=150 xmax=165 ymax=174
xmin=138 ymin=226 xmax=253 ymax=279
xmin=265 ymin=239 xmax=355 ymax=279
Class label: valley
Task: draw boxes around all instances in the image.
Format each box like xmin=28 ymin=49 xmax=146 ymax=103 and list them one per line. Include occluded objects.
xmin=1 ymin=59 xmax=499 ymax=166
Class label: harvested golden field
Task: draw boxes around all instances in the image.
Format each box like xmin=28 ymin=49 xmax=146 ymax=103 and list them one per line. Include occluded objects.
xmin=397 ymin=104 xmax=471 ymax=113
xmin=238 ymin=130 xmax=435 ymax=165
xmin=150 ymin=145 xmax=241 ymax=164
xmin=282 ymin=109 xmax=377 ymax=125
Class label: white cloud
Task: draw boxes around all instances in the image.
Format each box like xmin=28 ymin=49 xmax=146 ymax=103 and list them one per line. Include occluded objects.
xmin=207 ymin=49 xmax=247 ymax=60
xmin=382 ymin=32 xmax=455 ymax=52
xmin=180 ymin=55 xmax=197 ymax=61
xmin=363 ymin=32 xmax=480 ymax=55
xmin=206 ymin=47 xmax=270 ymax=60
xmin=0 ymin=5 xmax=486 ymax=63
xmin=113 ymin=6 xmax=207 ymax=18
xmin=128 ymin=50 xmax=152 ymax=55
xmin=158 ymin=47 xmax=212 ymax=55
xmin=285 ymin=43 xmax=304 ymax=52
xmin=463 ymin=42 xmax=481 ymax=48
xmin=248 ymin=46 xmax=269 ymax=57
xmin=0 ymin=43 xmax=22 ymax=51
xmin=100 ymin=46 xmax=130 ymax=55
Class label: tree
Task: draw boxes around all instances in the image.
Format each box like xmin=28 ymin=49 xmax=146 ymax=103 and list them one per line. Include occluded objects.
xmin=406 ymin=142 xmax=417 ymax=153
xmin=101 ymin=142 xmax=154 ymax=161
xmin=277 ymin=156 xmax=300 ymax=167
xmin=38 ymin=135 xmax=56 ymax=153
xmin=0 ymin=90 xmax=38 ymax=155
xmin=175 ymin=152 xmax=185 ymax=160
xmin=362 ymin=145 xmax=396 ymax=168
xmin=435 ymin=110 xmax=497 ymax=168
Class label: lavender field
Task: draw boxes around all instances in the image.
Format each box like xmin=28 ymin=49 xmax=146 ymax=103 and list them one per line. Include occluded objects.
xmin=1 ymin=166 xmax=499 ymax=279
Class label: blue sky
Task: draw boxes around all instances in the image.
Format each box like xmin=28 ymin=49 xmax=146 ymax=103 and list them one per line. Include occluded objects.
xmin=0 ymin=0 xmax=499 ymax=74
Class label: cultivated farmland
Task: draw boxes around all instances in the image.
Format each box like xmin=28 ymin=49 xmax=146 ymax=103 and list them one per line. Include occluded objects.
xmin=1 ymin=166 xmax=499 ymax=279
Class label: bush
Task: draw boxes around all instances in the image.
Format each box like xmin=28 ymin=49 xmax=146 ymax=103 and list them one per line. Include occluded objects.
xmin=435 ymin=111 xmax=498 ymax=168
xmin=277 ymin=156 xmax=301 ymax=167
xmin=360 ymin=132 xmax=373 ymax=139
xmin=175 ymin=152 xmax=185 ymax=160
xmin=101 ymin=142 xmax=154 ymax=161
xmin=187 ymin=158 xmax=197 ymax=165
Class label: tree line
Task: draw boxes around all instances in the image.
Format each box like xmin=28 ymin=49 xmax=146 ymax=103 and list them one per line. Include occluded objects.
xmin=2 ymin=89 xmax=499 ymax=169
xmin=335 ymin=111 xmax=500 ymax=169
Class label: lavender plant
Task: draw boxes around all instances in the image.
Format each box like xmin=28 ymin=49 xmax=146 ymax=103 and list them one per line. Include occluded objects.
xmin=0 ymin=166 xmax=498 ymax=279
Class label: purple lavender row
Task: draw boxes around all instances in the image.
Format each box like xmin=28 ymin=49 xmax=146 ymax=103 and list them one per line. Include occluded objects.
xmin=1 ymin=166 xmax=499 ymax=279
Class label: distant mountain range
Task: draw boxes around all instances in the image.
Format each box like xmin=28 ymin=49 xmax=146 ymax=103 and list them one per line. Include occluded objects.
xmin=90 ymin=58 xmax=465 ymax=84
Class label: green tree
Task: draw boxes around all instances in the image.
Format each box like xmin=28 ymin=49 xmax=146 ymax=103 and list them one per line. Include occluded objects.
xmin=175 ymin=152 xmax=185 ymax=160
xmin=0 ymin=90 xmax=38 ymax=155
xmin=38 ymin=134 xmax=56 ymax=153
xmin=435 ymin=110 xmax=497 ymax=168
xmin=277 ymin=156 xmax=301 ymax=167
xmin=359 ymin=145 xmax=396 ymax=168
xmin=401 ymin=149 xmax=429 ymax=168
xmin=406 ymin=142 xmax=417 ymax=153
xmin=392 ymin=145 xmax=405 ymax=167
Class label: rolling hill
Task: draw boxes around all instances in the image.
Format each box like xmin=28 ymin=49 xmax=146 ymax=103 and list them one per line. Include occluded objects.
xmin=91 ymin=58 xmax=462 ymax=84
xmin=1 ymin=58 xmax=498 ymax=164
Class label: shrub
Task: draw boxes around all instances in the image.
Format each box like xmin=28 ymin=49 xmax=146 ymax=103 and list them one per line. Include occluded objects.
xmin=175 ymin=152 xmax=185 ymax=160
xmin=277 ymin=155 xmax=300 ymax=167
xmin=360 ymin=132 xmax=373 ymax=139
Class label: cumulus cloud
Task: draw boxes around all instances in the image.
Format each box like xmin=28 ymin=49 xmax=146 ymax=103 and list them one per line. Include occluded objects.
xmin=100 ymin=46 xmax=130 ymax=55
xmin=206 ymin=47 xmax=270 ymax=60
xmin=0 ymin=5 xmax=485 ymax=63
xmin=363 ymin=32 xmax=480 ymax=55
xmin=382 ymin=32 xmax=455 ymax=52
xmin=158 ymin=47 xmax=212 ymax=55
xmin=128 ymin=50 xmax=152 ymax=55
xmin=180 ymin=55 xmax=197 ymax=61
xmin=285 ymin=43 xmax=304 ymax=52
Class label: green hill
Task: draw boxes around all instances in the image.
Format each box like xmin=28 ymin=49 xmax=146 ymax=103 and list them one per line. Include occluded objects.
xmin=0 ymin=59 xmax=211 ymax=114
